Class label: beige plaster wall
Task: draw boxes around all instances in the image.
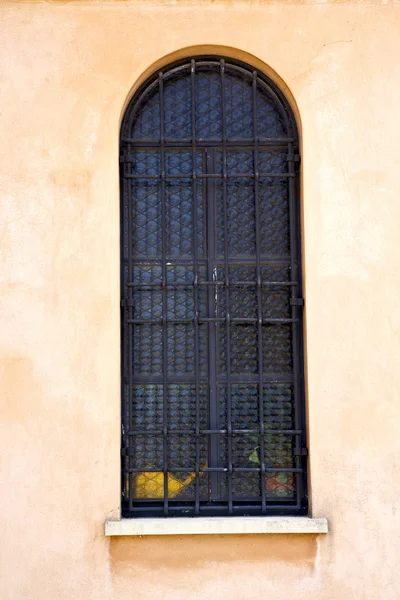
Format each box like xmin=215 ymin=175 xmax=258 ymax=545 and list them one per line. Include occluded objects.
xmin=1 ymin=1 xmax=400 ymax=598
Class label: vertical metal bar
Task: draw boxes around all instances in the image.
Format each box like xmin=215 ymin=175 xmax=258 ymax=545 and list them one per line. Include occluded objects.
xmin=159 ymin=72 xmax=169 ymax=515
xmin=287 ymin=141 xmax=302 ymax=508
xmin=206 ymin=147 xmax=219 ymax=500
xmin=220 ymin=60 xmax=233 ymax=514
xmin=191 ymin=60 xmax=201 ymax=514
xmin=125 ymin=142 xmax=134 ymax=513
xmin=252 ymin=71 xmax=267 ymax=513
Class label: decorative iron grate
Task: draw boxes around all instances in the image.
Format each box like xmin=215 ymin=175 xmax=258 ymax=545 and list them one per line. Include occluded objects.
xmin=120 ymin=57 xmax=307 ymax=517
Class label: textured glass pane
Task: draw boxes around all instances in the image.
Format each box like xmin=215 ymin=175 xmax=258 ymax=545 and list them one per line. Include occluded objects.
xmin=131 ymin=384 xmax=164 ymax=431
xmin=167 ymin=384 xmax=208 ymax=431
xmin=218 ymin=384 xmax=296 ymax=499
xmin=132 ymin=149 xmax=160 ymax=175
xmin=260 ymin=265 xmax=291 ymax=283
xmin=218 ymin=325 xmax=258 ymax=374
xmin=133 ymin=287 xmax=162 ymax=320
xmin=131 ymin=89 xmax=160 ymax=139
xmin=133 ymin=325 xmax=163 ymax=375
xmin=261 ymin=285 xmax=291 ymax=319
xmin=132 ymin=181 xmax=162 ymax=257
xmin=216 ymin=267 xmax=258 ymax=320
xmin=133 ymin=264 xmax=162 ymax=285
xmin=224 ymin=70 xmax=253 ymax=138
xmin=217 ymin=181 xmax=256 ymax=256
xmin=166 ymin=182 xmax=194 ymax=256
xmin=262 ymin=325 xmax=293 ymax=373
xmin=164 ymin=151 xmax=205 ymax=256
xmin=165 ymin=150 xmax=191 ymax=177
xmin=218 ymin=383 xmax=294 ymax=430
xmin=231 ymin=472 xmax=260 ymax=499
xmin=256 ymin=85 xmax=287 ymax=138
xmin=164 ymin=73 xmax=191 ymax=139
xmin=232 ymin=433 xmax=259 ymax=467
xmin=265 ymin=472 xmax=296 ymax=499
xmin=131 ymin=435 xmax=163 ymax=470
xmin=166 ymin=264 xmax=194 ymax=284
xmin=259 ymin=179 xmax=290 ymax=256
xmin=217 ymin=150 xmax=256 ymax=257
xmin=218 ymin=384 xmax=259 ymax=431
xmin=195 ymin=69 xmax=222 ymax=139
xmin=227 ymin=148 xmax=254 ymax=173
xmin=133 ymin=469 xmax=165 ymax=499
xmin=258 ymin=149 xmax=286 ymax=174
xmin=166 ymin=287 xmax=194 ymax=319
xmin=166 ymin=324 xmax=207 ymax=376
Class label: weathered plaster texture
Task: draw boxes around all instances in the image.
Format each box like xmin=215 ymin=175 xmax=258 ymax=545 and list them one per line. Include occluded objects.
xmin=0 ymin=1 xmax=399 ymax=599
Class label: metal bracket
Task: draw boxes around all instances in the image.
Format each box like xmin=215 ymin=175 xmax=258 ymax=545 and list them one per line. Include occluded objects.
xmin=121 ymin=447 xmax=133 ymax=457
xmin=120 ymin=153 xmax=134 ymax=164
xmin=290 ymin=298 xmax=304 ymax=306
xmin=294 ymin=448 xmax=308 ymax=457
xmin=121 ymin=298 xmax=134 ymax=308
xmin=287 ymin=153 xmax=300 ymax=163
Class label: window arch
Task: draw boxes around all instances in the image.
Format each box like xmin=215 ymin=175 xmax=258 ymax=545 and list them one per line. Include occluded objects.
xmin=120 ymin=56 xmax=307 ymax=518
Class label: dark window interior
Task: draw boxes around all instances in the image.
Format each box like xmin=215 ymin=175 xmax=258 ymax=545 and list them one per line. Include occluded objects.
xmin=120 ymin=57 xmax=307 ymax=517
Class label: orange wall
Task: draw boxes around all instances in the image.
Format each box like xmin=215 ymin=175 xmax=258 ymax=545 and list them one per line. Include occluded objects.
xmin=1 ymin=1 xmax=400 ymax=599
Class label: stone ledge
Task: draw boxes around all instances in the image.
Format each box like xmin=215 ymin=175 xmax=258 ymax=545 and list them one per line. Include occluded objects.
xmin=105 ymin=516 xmax=328 ymax=536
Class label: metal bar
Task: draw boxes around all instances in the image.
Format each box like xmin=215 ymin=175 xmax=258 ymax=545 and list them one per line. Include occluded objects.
xmin=206 ymin=147 xmax=220 ymax=500
xmin=126 ymin=141 xmax=134 ymax=513
xmin=122 ymin=137 xmax=295 ymax=146
xmin=220 ymin=59 xmax=233 ymax=513
xmin=253 ymin=70 xmax=267 ymax=513
xmin=191 ymin=59 xmax=201 ymax=515
xmin=125 ymin=172 xmax=295 ymax=180
xmin=124 ymin=503 xmax=302 ymax=515
xmin=159 ymin=72 xmax=169 ymax=516
xmin=126 ymin=467 xmax=303 ymax=473
xmin=287 ymin=140 xmax=303 ymax=509
xmin=129 ymin=373 xmax=294 ymax=384
xmin=125 ymin=256 xmax=292 ymax=265
xmin=127 ymin=280 xmax=297 ymax=288
xmin=126 ymin=428 xmax=303 ymax=436
xmin=128 ymin=317 xmax=298 ymax=324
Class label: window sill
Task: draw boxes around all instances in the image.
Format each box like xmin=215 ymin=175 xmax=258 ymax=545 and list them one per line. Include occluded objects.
xmin=105 ymin=516 xmax=328 ymax=536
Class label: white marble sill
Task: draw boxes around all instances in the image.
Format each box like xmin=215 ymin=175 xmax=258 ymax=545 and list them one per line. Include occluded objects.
xmin=105 ymin=516 xmax=328 ymax=536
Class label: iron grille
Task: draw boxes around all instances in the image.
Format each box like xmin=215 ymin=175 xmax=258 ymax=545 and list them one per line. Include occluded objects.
xmin=120 ymin=57 xmax=307 ymax=517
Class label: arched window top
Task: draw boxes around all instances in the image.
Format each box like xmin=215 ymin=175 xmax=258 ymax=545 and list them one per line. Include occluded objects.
xmin=122 ymin=58 xmax=297 ymax=142
xmin=120 ymin=56 xmax=306 ymax=519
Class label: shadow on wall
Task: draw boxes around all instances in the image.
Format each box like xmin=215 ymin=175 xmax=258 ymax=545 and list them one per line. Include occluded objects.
xmin=110 ymin=534 xmax=318 ymax=573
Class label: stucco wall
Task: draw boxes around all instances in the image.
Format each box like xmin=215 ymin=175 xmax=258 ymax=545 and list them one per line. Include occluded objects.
xmin=1 ymin=1 xmax=400 ymax=599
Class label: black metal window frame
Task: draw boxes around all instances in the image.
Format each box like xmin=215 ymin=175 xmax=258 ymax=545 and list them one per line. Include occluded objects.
xmin=120 ymin=56 xmax=307 ymax=518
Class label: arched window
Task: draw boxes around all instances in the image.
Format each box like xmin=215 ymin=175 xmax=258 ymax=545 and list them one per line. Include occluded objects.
xmin=120 ymin=57 xmax=307 ymax=518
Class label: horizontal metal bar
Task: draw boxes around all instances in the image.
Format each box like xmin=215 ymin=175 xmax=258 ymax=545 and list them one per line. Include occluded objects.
xmin=128 ymin=373 xmax=294 ymax=383
xmin=125 ymin=280 xmax=297 ymax=288
xmin=124 ymin=256 xmax=291 ymax=265
xmin=128 ymin=318 xmax=298 ymax=324
xmin=125 ymin=429 xmax=302 ymax=436
xmin=125 ymin=467 xmax=303 ymax=474
xmin=122 ymin=504 xmax=303 ymax=516
xmin=122 ymin=137 xmax=294 ymax=146
xmin=126 ymin=172 xmax=294 ymax=179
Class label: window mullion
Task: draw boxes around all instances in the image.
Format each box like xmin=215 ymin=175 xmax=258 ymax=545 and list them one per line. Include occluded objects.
xmin=220 ymin=59 xmax=233 ymax=514
xmin=205 ymin=146 xmax=220 ymax=501
xmin=159 ymin=72 xmax=169 ymax=516
xmin=125 ymin=143 xmax=135 ymax=513
xmin=191 ymin=59 xmax=202 ymax=514
xmin=252 ymin=71 xmax=267 ymax=513
xmin=288 ymin=141 xmax=304 ymax=510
